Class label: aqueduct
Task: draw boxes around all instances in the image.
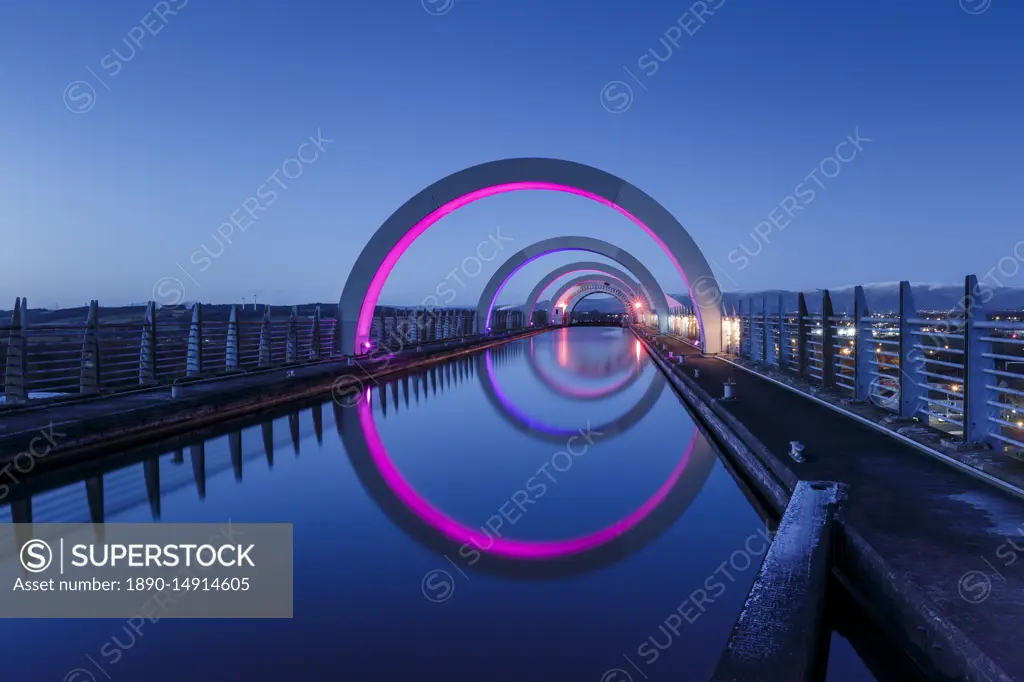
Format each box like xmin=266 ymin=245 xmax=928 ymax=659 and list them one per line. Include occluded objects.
xmin=546 ymin=277 xmax=637 ymax=324
xmin=338 ymin=157 xmax=724 ymax=355
xmin=475 ymin=235 xmax=671 ymax=336
xmin=523 ymin=261 xmax=651 ymax=325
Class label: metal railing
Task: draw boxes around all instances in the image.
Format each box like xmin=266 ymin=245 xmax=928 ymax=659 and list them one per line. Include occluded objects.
xmin=724 ymin=276 xmax=1024 ymax=455
xmin=1 ymin=299 xmax=490 ymax=405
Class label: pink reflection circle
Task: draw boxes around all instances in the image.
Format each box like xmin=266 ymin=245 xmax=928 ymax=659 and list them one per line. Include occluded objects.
xmin=356 ymin=396 xmax=699 ymax=559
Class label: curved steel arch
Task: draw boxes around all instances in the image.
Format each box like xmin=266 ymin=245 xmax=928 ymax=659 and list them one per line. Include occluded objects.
xmin=337 ymin=158 xmax=723 ymax=355
xmin=565 ymin=288 xmax=626 ymax=317
xmin=524 ymin=261 xmax=650 ymax=325
xmin=565 ymin=286 xmax=631 ymax=316
xmin=476 ymin=236 xmax=668 ymax=335
xmin=548 ymin=277 xmax=633 ymax=323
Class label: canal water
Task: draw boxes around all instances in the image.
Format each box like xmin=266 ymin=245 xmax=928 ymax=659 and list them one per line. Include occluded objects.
xmin=0 ymin=326 xmax=884 ymax=681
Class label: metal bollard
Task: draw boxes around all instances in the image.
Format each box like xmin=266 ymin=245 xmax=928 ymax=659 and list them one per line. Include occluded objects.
xmin=789 ymin=441 xmax=806 ymax=462
xmin=722 ymin=379 xmax=736 ymax=400
xmin=171 ymin=380 xmax=183 ymax=399
xmin=694 ymin=368 xmax=700 ymax=378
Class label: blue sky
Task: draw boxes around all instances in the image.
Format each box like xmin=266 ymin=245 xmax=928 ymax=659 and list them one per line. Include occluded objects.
xmin=1 ymin=0 xmax=1021 ymax=309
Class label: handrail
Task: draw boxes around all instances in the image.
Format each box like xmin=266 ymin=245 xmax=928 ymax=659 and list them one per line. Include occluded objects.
xmin=724 ymin=276 xmax=1020 ymax=456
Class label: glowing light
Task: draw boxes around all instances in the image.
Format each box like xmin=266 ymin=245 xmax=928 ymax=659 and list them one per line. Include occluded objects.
xmin=634 ymin=301 xmax=643 ymax=309
xmin=352 ymin=180 xmax=713 ymax=353
xmin=356 ymin=392 xmax=701 ymax=558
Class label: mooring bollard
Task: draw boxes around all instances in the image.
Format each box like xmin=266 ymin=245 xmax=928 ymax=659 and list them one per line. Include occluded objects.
xmin=789 ymin=441 xmax=806 ymax=462
xmin=722 ymin=379 xmax=736 ymax=400
xmin=171 ymin=380 xmax=182 ymax=399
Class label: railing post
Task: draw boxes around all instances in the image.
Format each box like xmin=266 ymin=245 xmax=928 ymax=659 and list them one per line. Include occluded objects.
xmin=226 ymin=304 xmax=240 ymax=370
xmin=760 ymin=295 xmax=768 ymax=363
xmin=311 ymin=305 xmax=322 ymax=360
xmin=727 ymin=304 xmax=736 ymax=354
xmin=963 ymin=274 xmax=994 ymax=446
xmin=335 ymin=303 xmax=344 ymax=354
xmin=187 ymin=302 xmax=203 ymax=377
xmin=777 ymin=295 xmax=788 ymax=369
xmin=374 ymin=308 xmax=385 ymax=347
xmin=854 ymin=286 xmax=872 ymax=402
xmin=822 ymin=289 xmax=835 ymax=389
xmin=286 ymin=306 xmax=298 ymax=362
xmin=4 ymin=297 xmax=28 ymax=402
xmin=899 ymin=281 xmax=923 ymax=419
xmin=258 ymin=306 xmax=272 ymax=367
xmin=736 ymin=299 xmax=744 ymax=357
xmin=797 ymin=292 xmax=808 ymax=378
xmin=80 ymin=299 xmax=101 ymax=394
xmin=748 ymin=300 xmax=755 ymax=359
xmin=139 ymin=301 xmax=156 ymax=385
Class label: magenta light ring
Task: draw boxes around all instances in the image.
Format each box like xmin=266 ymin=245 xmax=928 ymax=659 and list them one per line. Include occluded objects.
xmin=354 ymin=182 xmax=701 ymax=353
xmin=356 ymin=390 xmax=699 ymax=560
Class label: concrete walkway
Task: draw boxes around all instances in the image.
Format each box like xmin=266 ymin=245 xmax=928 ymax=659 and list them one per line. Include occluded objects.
xmin=650 ymin=332 xmax=1023 ymax=679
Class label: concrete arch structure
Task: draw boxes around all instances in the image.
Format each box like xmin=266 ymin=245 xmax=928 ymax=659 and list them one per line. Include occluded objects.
xmin=524 ymin=261 xmax=650 ymax=325
xmin=338 ymin=158 xmax=723 ymax=355
xmin=477 ymin=235 xmax=671 ymax=335
xmin=565 ymin=286 xmax=630 ymax=316
xmin=549 ymin=277 xmax=633 ymax=323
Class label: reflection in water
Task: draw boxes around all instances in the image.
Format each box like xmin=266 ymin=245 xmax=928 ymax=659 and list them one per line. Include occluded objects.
xmin=339 ymin=366 xmax=718 ymax=577
xmin=0 ymin=327 xmax=879 ymax=682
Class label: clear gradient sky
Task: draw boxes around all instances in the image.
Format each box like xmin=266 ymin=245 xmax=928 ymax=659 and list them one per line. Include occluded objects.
xmin=1 ymin=0 xmax=1021 ymax=309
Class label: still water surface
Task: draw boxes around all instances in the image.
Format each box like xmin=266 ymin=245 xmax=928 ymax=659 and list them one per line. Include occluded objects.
xmin=0 ymin=327 xmax=880 ymax=681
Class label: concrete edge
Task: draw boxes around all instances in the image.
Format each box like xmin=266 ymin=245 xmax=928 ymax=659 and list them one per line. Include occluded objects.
xmin=634 ymin=328 xmax=1014 ymax=682
xmin=715 ymin=355 xmax=1024 ymax=503
xmin=712 ymin=480 xmax=845 ymax=681
xmin=836 ymin=523 xmax=1013 ymax=682
xmin=631 ymin=329 xmax=790 ymax=517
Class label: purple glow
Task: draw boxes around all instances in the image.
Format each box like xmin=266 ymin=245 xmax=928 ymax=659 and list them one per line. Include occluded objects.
xmin=357 ymin=394 xmax=699 ymax=559
xmin=525 ymin=269 xmax=640 ymax=325
xmin=354 ymin=181 xmax=702 ymax=352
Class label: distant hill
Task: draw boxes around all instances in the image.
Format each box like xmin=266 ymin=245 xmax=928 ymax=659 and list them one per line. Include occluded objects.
xmin=4 ymin=282 xmax=1021 ymax=324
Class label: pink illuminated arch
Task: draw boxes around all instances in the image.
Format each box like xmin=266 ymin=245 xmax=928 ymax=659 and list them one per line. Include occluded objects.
xmin=338 ymin=159 xmax=724 ymax=355
xmin=523 ymin=260 xmax=651 ymax=325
